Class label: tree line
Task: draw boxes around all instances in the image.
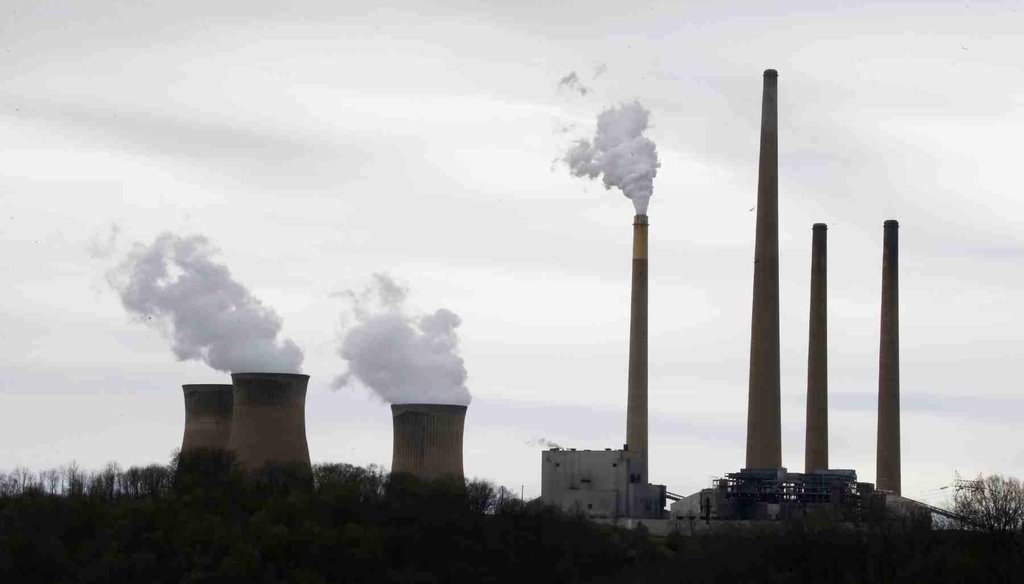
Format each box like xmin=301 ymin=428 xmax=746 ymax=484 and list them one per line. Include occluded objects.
xmin=1 ymin=454 xmax=1022 ymax=583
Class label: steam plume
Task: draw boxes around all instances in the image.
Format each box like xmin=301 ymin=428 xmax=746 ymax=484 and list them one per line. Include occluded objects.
xmin=334 ymin=274 xmax=470 ymax=406
xmin=108 ymin=233 xmax=303 ymax=373
xmin=564 ymin=101 xmax=660 ymax=214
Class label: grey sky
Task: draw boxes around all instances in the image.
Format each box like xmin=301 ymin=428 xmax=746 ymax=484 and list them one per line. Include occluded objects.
xmin=1 ymin=0 xmax=1022 ymax=504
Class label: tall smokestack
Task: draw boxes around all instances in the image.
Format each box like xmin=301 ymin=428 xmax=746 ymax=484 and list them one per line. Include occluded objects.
xmin=180 ymin=384 xmax=233 ymax=453
xmin=227 ymin=373 xmax=311 ymax=471
xmin=746 ymin=69 xmax=782 ymax=469
xmin=391 ymin=404 xmax=466 ymax=481
xmin=805 ymin=224 xmax=828 ymax=472
xmin=626 ymin=214 xmax=649 ymax=476
xmin=876 ymin=220 xmax=901 ymax=494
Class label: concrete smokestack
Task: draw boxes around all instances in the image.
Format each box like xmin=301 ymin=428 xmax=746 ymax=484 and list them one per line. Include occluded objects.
xmin=227 ymin=373 xmax=311 ymax=471
xmin=626 ymin=214 xmax=649 ymax=476
xmin=391 ymin=404 xmax=466 ymax=481
xmin=876 ymin=219 xmax=901 ymax=494
xmin=805 ymin=224 xmax=828 ymax=472
xmin=746 ymin=69 xmax=782 ymax=469
xmin=181 ymin=384 xmax=233 ymax=453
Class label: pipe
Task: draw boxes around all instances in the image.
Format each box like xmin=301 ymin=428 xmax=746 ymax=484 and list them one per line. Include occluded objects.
xmin=391 ymin=403 xmax=466 ymax=481
xmin=626 ymin=213 xmax=649 ymax=478
xmin=805 ymin=224 xmax=828 ymax=472
xmin=745 ymin=69 xmax=782 ymax=469
xmin=876 ymin=219 xmax=901 ymax=494
xmin=227 ymin=372 xmax=311 ymax=471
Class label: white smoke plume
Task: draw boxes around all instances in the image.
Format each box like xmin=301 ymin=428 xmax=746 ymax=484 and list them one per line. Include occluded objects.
xmin=108 ymin=233 xmax=303 ymax=373
xmin=564 ymin=101 xmax=660 ymax=215
xmin=333 ymin=273 xmax=470 ymax=406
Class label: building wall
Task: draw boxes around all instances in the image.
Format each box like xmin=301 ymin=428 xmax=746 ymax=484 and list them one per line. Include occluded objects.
xmin=540 ymin=449 xmax=664 ymax=519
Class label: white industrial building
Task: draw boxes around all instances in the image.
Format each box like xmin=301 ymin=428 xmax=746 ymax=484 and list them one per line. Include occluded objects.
xmin=540 ymin=448 xmax=666 ymax=520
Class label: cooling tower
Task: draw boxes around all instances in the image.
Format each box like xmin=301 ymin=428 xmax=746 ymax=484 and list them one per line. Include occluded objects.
xmin=746 ymin=69 xmax=782 ymax=469
xmin=876 ymin=220 xmax=901 ymax=494
xmin=626 ymin=213 xmax=649 ymax=477
xmin=227 ymin=373 xmax=311 ymax=471
xmin=391 ymin=404 xmax=466 ymax=481
xmin=805 ymin=224 xmax=828 ymax=472
xmin=180 ymin=384 xmax=233 ymax=453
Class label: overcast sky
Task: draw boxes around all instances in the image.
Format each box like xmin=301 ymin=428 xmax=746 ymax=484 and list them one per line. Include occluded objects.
xmin=2 ymin=0 xmax=1022 ymax=505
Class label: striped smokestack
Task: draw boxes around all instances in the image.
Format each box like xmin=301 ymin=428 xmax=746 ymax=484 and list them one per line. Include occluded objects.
xmin=876 ymin=219 xmax=901 ymax=494
xmin=745 ymin=69 xmax=782 ymax=469
xmin=391 ymin=404 xmax=466 ymax=481
xmin=805 ymin=224 xmax=828 ymax=472
xmin=227 ymin=373 xmax=311 ymax=471
xmin=181 ymin=384 xmax=233 ymax=453
xmin=626 ymin=213 xmax=648 ymax=477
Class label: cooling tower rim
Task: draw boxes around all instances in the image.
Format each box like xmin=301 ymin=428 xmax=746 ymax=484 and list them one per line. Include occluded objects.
xmin=182 ymin=383 xmax=233 ymax=394
xmin=230 ymin=372 xmax=310 ymax=381
xmin=391 ymin=403 xmax=468 ymax=413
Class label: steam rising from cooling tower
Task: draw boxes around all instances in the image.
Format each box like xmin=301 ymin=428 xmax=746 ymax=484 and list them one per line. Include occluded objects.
xmin=108 ymin=233 xmax=303 ymax=374
xmin=334 ymin=274 xmax=470 ymax=406
xmin=565 ymin=101 xmax=661 ymax=215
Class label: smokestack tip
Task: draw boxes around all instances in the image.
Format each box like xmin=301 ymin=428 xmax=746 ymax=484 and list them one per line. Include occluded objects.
xmin=633 ymin=214 xmax=648 ymax=225
xmin=884 ymin=219 xmax=899 ymax=229
xmin=812 ymin=223 xmax=828 ymax=231
xmin=763 ymin=69 xmax=778 ymax=78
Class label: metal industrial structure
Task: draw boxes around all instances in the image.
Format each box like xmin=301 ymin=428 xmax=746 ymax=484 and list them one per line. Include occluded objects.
xmin=391 ymin=404 xmax=467 ymax=481
xmin=671 ymin=468 xmax=880 ymax=522
xmin=876 ymin=219 xmax=901 ymax=495
xmin=227 ymin=372 xmax=311 ymax=471
xmin=180 ymin=384 xmax=233 ymax=453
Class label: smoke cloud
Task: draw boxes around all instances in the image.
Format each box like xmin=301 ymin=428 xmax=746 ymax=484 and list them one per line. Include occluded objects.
xmin=564 ymin=101 xmax=660 ymax=215
xmin=108 ymin=233 xmax=303 ymax=373
xmin=333 ymin=274 xmax=470 ymax=406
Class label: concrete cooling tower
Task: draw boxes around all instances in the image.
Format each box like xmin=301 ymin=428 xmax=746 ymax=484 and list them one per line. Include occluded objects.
xmin=391 ymin=404 xmax=466 ymax=481
xmin=227 ymin=373 xmax=311 ymax=471
xmin=180 ymin=384 xmax=233 ymax=453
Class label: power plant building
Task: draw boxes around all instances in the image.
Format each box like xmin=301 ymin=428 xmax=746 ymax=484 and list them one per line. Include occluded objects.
xmin=541 ymin=448 xmax=666 ymax=520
